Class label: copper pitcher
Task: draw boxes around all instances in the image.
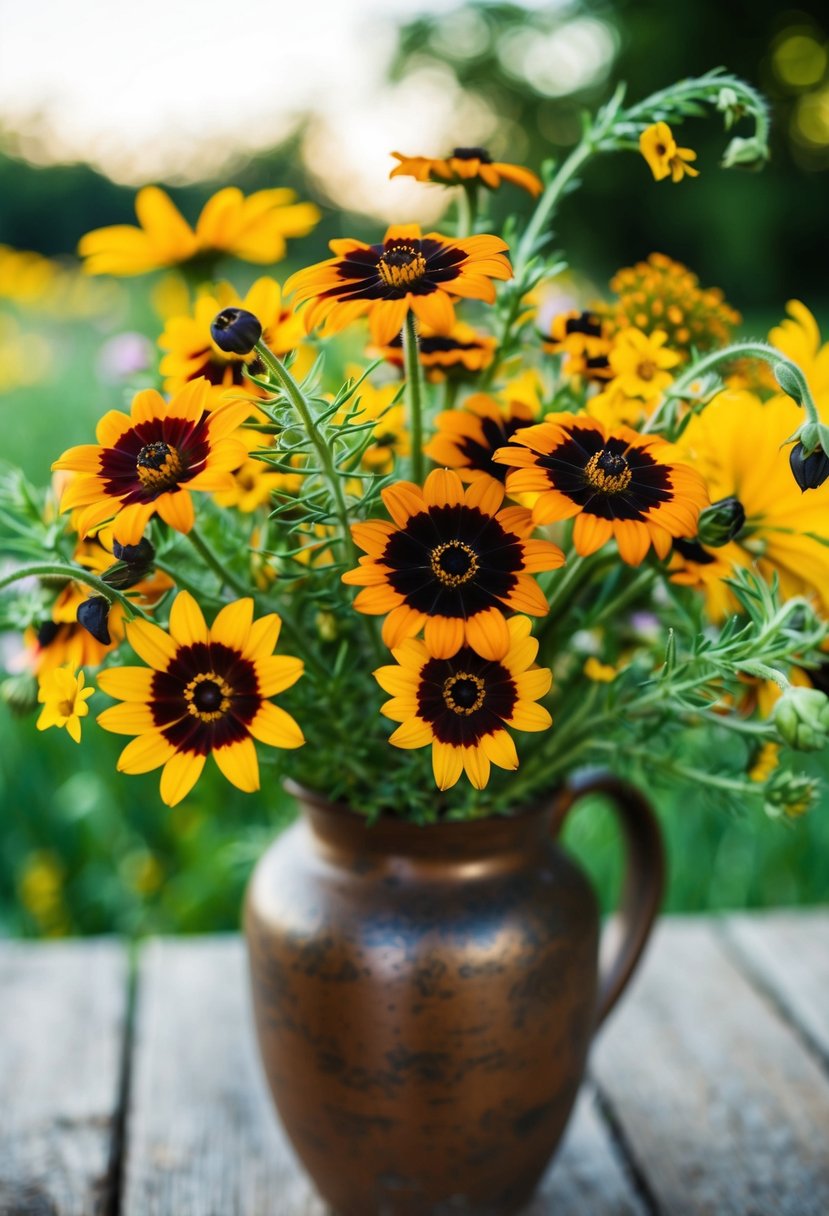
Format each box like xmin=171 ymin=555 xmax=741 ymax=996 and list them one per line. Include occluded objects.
xmin=245 ymin=774 xmax=663 ymax=1216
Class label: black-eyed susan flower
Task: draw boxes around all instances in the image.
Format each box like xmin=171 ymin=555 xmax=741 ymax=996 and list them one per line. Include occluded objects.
xmin=639 ymin=123 xmax=699 ymax=183
xmin=36 ymin=667 xmax=94 ymax=743
xmin=343 ymin=468 xmax=564 ymax=659
xmin=543 ymin=310 xmax=613 ymax=382
xmin=79 ymin=186 xmax=321 ymax=277
xmin=495 ymin=414 xmax=708 ymax=566
xmin=390 ymin=149 xmax=542 ymax=197
xmin=607 ymin=327 xmax=681 ymax=401
xmin=159 ymin=278 xmax=305 ymax=400
xmin=374 ymin=616 xmax=552 ymax=790
xmin=425 ymin=394 xmax=536 ymax=488
xmin=284 ymin=225 xmax=512 ymax=347
xmin=53 ymin=380 xmax=250 ymax=545
xmin=96 ymin=592 xmax=304 ymax=806
xmin=602 ymin=253 xmax=740 ymax=359
xmin=372 ymin=319 xmax=497 ymax=381
xmin=672 ymin=389 xmax=829 ymax=618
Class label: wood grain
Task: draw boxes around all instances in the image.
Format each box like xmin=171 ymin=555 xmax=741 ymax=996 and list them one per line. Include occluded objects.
xmin=723 ymin=910 xmax=829 ymax=1065
xmin=121 ymin=936 xmax=327 ymax=1216
xmin=0 ymin=939 xmax=128 ymax=1216
xmin=592 ymin=918 xmax=829 ymax=1216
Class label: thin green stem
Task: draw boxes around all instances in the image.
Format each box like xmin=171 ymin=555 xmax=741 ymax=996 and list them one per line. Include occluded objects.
xmin=402 ymin=311 xmax=425 ymax=485
xmin=0 ymin=563 xmax=153 ymax=621
xmin=513 ymin=140 xmax=595 ymax=282
xmin=187 ymin=526 xmax=249 ymax=598
xmin=254 ymin=339 xmax=357 ymax=566
xmin=455 ymin=185 xmax=475 ymax=238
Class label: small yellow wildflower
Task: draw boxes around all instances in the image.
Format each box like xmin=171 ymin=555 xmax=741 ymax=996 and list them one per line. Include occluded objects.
xmin=640 ymin=122 xmax=699 ymax=183
xmin=608 ymin=327 xmax=681 ymax=400
xmin=583 ymin=657 xmax=617 ymax=683
xmin=36 ymin=667 xmax=95 ymax=743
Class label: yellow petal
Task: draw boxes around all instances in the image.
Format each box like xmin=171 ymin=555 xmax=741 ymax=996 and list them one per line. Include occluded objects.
xmin=126 ymin=619 xmax=178 ymax=671
xmin=248 ymin=702 xmax=305 ymax=749
xmin=243 ymin=613 xmax=282 ymax=660
xmin=160 ymin=751 xmax=206 ymax=807
xmin=155 ymin=490 xmax=195 ymax=534
xmin=462 ymin=745 xmax=491 ymax=790
xmin=389 ymin=718 xmax=434 ymax=749
xmin=210 ymin=598 xmax=254 ymax=650
xmin=464 ymin=608 xmax=510 ymax=661
xmin=97 ymin=702 xmax=158 ymax=735
xmin=254 ymin=656 xmax=304 ymax=696
xmin=213 ymin=736 xmax=260 ymax=792
xmin=168 ymin=590 xmax=208 ymax=646
xmin=117 ymin=731 xmax=176 ymax=774
xmin=432 ymin=741 xmax=463 ymax=790
xmin=97 ymin=666 xmax=155 ymax=701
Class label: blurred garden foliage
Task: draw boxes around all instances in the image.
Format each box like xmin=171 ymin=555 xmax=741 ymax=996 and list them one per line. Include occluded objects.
xmin=2 ymin=0 xmax=829 ymax=937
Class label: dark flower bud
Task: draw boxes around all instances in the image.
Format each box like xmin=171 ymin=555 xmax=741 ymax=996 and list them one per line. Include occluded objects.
xmin=789 ymin=441 xmax=829 ymax=492
xmin=104 ymin=537 xmax=156 ymax=589
xmin=210 ymin=308 xmax=262 ymax=355
xmin=697 ymin=497 xmax=746 ymax=547
xmin=112 ymin=537 xmax=155 ymax=564
xmin=77 ymin=596 xmax=112 ymax=645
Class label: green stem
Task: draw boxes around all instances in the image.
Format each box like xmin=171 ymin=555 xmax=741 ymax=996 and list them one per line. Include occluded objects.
xmin=402 ymin=311 xmax=425 ymax=485
xmin=0 ymin=562 xmax=153 ymax=621
xmin=254 ymin=339 xmax=357 ymax=565
xmin=513 ymin=140 xmax=596 ymax=282
xmin=456 ymin=185 xmax=475 ymax=238
xmin=187 ymin=526 xmax=250 ymax=598
xmin=647 ymin=341 xmax=820 ymax=432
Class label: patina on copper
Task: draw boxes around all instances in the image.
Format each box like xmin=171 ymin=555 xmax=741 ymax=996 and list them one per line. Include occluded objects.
xmin=245 ymin=774 xmax=664 ymax=1216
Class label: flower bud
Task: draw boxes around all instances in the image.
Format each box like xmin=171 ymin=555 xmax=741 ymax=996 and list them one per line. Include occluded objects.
xmin=104 ymin=537 xmax=157 ymax=589
xmin=77 ymin=595 xmax=112 ymax=646
xmin=774 ymin=362 xmax=804 ymax=404
xmin=763 ymin=768 xmax=817 ymax=820
xmin=210 ymin=308 xmax=262 ymax=355
xmin=772 ymin=686 xmax=829 ymax=751
xmin=315 ymin=610 xmax=339 ymax=642
xmin=0 ymin=672 xmax=39 ymax=716
xmin=789 ymin=441 xmax=829 ymax=492
xmin=721 ymin=135 xmax=769 ymax=172
xmin=112 ymin=537 xmax=155 ymax=564
xmin=697 ymin=497 xmax=745 ymax=547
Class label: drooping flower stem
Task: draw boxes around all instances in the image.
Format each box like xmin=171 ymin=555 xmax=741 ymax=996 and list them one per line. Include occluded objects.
xmin=0 ymin=563 xmax=154 ymax=621
xmin=254 ymin=339 xmax=357 ymax=565
xmin=402 ymin=311 xmax=425 ymax=485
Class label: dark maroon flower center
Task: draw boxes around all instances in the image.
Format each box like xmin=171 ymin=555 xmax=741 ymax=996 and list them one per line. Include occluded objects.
xmin=452 ymin=147 xmax=492 ymax=163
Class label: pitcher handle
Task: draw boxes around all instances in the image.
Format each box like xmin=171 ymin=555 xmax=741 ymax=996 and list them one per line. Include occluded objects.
xmin=554 ymin=771 xmax=665 ymax=1028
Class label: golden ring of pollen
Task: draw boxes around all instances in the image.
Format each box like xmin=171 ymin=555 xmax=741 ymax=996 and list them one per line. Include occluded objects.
xmin=430 ymin=540 xmax=480 ymax=587
xmin=136 ymin=441 xmax=185 ymax=492
xmin=584 ymin=449 xmax=632 ymax=494
xmin=184 ymin=672 xmax=233 ymax=723
xmin=442 ymin=672 xmax=486 ymax=716
xmin=378 ymin=245 xmax=427 ymax=289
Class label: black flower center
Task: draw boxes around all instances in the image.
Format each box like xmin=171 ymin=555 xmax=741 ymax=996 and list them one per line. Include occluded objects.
xmin=452 ymin=147 xmax=492 ymax=163
xmin=378 ymin=244 xmax=427 ymax=288
xmin=185 ymin=672 xmax=232 ymax=722
xmin=584 ymin=449 xmax=632 ymax=494
xmin=442 ymin=672 xmax=486 ymax=715
xmin=430 ymin=540 xmax=479 ymax=587
xmin=136 ymin=442 xmax=184 ymax=493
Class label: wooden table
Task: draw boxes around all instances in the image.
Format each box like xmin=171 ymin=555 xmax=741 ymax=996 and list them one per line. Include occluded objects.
xmin=1 ymin=912 xmax=827 ymax=1215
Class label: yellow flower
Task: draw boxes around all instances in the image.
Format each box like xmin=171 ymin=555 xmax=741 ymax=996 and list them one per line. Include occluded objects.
xmin=213 ymin=432 xmax=303 ymax=513
xmin=769 ymin=300 xmax=829 ymax=412
xmin=640 ymin=122 xmax=699 ymax=183
xmin=390 ymin=148 xmax=542 ymax=196
xmin=159 ymin=277 xmax=305 ymax=401
xmin=335 ymin=370 xmax=409 ymax=475
xmin=19 ymin=851 xmax=68 ymax=934
xmin=750 ymin=741 xmax=780 ymax=783
xmin=543 ymin=310 xmax=613 ymax=383
xmin=583 ymin=657 xmax=617 ymax=682
xmin=371 ymin=318 xmax=496 ymax=382
xmin=79 ymin=185 xmax=320 ymax=277
xmin=672 ymin=390 xmax=829 ymax=618
xmin=36 ymin=666 xmax=95 ymax=743
xmin=608 ymin=327 xmax=681 ymax=400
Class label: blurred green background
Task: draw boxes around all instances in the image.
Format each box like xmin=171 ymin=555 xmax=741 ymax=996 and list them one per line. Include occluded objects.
xmin=2 ymin=0 xmax=829 ymax=937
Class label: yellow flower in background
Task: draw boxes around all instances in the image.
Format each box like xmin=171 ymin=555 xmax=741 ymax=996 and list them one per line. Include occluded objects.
xmin=390 ymin=148 xmax=542 ymax=196
xmin=36 ymin=667 xmax=95 ymax=742
xmin=543 ymin=310 xmax=613 ymax=382
xmin=213 ymin=432 xmax=303 ymax=513
xmin=285 ymin=225 xmax=512 ymax=346
xmin=371 ymin=318 xmax=497 ymax=381
xmin=769 ymin=300 xmax=829 ymax=411
xmin=159 ymin=277 xmax=305 ymax=400
xmin=583 ymin=657 xmax=617 ymax=682
xmin=79 ymin=185 xmax=321 ymax=277
xmin=639 ymin=122 xmax=699 ymax=183
xmin=335 ymin=369 xmax=409 ymax=474
xmin=18 ymin=852 xmax=69 ymax=936
xmin=673 ymin=390 xmax=829 ymax=617
xmin=0 ymin=314 xmax=52 ymax=394
xmin=602 ymin=253 xmax=740 ymax=359
xmin=97 ymin=592 xmax=304 ymax=806
xmin=608 ymin=327 xmax=681 ymax=400
xmin=425 ymin=393 xmax=536 ymax=489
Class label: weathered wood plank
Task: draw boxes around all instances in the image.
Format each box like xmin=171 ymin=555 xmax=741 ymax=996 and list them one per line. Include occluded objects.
xmin=0 ymin=939 xmax=129 ymax=1216
xmin=122 ymin=937 xmax=327 ymax=1216
xmin=592 ymin=918 xmax=829 ymax=1216
xmin=123 ymin=937 xmax=647 ymax=1215
xmin=723 ymin=910 xmax=829 ymax=1066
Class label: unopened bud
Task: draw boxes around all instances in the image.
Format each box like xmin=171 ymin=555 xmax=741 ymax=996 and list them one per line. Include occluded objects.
xmin=774 ymin=362 xmax=803 ymax=404
xmin=104 ymin=537 xmax=156 ymax=589
xmin=763 ymin=768 xmax=817 ymax=820
xmin=77 ymin=596 xmax=112 ymax=646
xmin=210 ymin=308 xmax=262 ymax=355
xmin=697 ymin=497 xmax=745 ymax=546
xmin=721 ymin=135 xmax=769 ymax=172
xmin=789 ymin=441 xmax=829 ymax=492
xmin=0 ymin=672 xmax=39 ymax=716
xmin=772 ymin=686 xmax=829 ymax=752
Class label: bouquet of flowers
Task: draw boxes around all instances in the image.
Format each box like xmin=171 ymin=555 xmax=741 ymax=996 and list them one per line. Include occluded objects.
xmin=3 ymin=67 xmax=829 ymax=825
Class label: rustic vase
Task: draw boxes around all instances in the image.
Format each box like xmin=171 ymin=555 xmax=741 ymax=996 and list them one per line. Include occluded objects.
xmin=244 ymin=773 xmax=664 ymax=1216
